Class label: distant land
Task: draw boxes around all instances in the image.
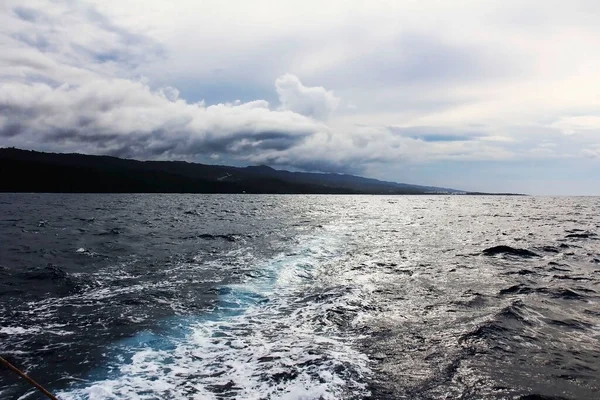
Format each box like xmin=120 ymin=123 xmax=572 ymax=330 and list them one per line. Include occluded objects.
xmin=0 ymin=148 xmax=519 ymax=195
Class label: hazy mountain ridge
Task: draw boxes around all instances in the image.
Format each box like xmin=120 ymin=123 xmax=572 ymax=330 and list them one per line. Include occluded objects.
xmin=0 ymin=148 xmax=467 ymax=194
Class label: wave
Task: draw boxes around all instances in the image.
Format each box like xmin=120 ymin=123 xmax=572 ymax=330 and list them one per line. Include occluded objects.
xmin=482 ymin=246 xmax=539 ymax=258
xmin=57 ymin=228 xmax=371 ymax=400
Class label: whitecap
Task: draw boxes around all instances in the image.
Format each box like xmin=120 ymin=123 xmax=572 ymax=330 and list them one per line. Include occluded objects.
xmin=58 ymin=227 xmax=372 ymax=400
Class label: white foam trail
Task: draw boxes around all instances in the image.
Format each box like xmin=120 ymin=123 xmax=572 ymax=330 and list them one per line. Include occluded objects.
xmin=59 ymin=227 xmax=371 ymax=399
xmin=0 ymin=325 xmax=73 ymax=336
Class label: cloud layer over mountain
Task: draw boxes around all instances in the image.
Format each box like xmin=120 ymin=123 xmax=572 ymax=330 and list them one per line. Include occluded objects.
xmin=1 ymin=0 xmax=599 ymax=193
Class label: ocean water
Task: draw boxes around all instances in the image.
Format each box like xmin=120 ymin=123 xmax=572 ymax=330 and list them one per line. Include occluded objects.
xmin=0 ymin=194 xmax=598 ymax=399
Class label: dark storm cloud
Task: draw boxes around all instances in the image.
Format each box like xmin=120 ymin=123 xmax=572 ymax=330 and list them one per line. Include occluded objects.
xmin=168 ymin=129 xmax=310 ymax=156
xmin=0 ymin=123 xmax=24 ymax=137
xmin=43 ymin=129 xmax=122 ymax=144
xmin=253 ymin=135 xmax=303 ymax=151
xmin=258 ymin=156 xmax=363 ymax=175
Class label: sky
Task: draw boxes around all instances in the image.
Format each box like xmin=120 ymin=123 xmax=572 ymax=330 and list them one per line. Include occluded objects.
xmin=1 ymin=0 xmax=599 ymax=195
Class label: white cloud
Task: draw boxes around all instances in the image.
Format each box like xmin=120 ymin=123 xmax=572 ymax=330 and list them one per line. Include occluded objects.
xmin=551 ymin=116 xmax=600 ymax=135
xmin=582 ymin=146 xmax=600 ymax=159
xmin=275 ymin=73 xmax=339 ymax=120
xmin=158 ymin=86 xmax=180 ymax=102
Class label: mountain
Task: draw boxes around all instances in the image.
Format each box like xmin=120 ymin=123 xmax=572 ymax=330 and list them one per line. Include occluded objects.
xmin=241 ymin=165 xmax=460 ymax=194
xmin=0 ymin=148 xmax=464 ymax=194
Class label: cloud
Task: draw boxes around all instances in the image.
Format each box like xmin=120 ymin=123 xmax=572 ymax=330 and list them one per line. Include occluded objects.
xmin=12 ymin=6 xmax=42 ymax=22
xmin=0 ymin=0 xmax=163 ymax=87
xmin=0 ymin=77 xmax=330 ymax=161
xmin=582 ymin=146 xmax=600 ymax=159
xmin=0 ymin=1 xmax=335 ymax=166
xmin=551 ymin=116 xmax=600 ymax=135
xmin=275 ymin=73 xmax=340 ymax=120
xmin=388 ymin=126 xmax=483 ymax=142
xmin=1 ymin=0 xmax=600 ymax=193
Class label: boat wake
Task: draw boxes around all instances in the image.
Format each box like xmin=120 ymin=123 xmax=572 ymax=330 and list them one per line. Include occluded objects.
xmin=58 ymin=227 xmax=371 ymax=400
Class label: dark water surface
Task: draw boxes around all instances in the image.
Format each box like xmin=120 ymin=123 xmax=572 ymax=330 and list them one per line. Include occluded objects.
xmin=0 ymin=194 xmax=598 ymax=399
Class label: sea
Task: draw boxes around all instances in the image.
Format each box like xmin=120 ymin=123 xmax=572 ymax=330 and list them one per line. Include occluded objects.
xmin=0 ymin=194 xmax=598 ymax=400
